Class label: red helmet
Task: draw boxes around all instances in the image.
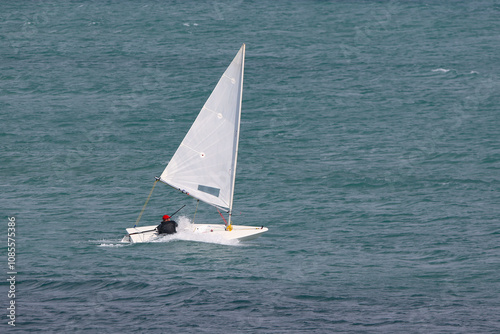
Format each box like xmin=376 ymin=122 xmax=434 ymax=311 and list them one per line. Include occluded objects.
xmin=163 ymin=215 xmax=170 ymax=220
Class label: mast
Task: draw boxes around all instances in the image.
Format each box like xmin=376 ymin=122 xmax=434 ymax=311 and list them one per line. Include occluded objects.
xmin=228 ymin=43 xmax=245 ymax=226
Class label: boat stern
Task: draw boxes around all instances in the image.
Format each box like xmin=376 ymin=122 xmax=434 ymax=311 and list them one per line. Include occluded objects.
xmin=122 ymin=225 xmax=159 ymax=243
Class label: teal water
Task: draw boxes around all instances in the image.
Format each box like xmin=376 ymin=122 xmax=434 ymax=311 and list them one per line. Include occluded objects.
xmin=1 ymin=1 xmax=499 ymax=333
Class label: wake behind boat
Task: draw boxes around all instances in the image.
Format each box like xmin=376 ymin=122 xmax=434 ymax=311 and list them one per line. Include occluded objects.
xmin=122 ymin=44 xmax=268 ymax=243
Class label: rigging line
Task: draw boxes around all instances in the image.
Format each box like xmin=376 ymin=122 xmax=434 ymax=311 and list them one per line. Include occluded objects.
xmin=193 ymin=199 xmax=200 ymax=223
xmin=134 ymin=179 xmax=159 ymax=227
xmin=217 ymin=207 xmax=228 ymax=226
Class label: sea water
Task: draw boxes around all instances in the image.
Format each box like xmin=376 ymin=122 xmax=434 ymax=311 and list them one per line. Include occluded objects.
xmin=1 ymin=1 xmax=499 ymax=332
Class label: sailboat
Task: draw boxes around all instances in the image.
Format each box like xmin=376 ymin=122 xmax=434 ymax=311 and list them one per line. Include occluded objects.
xmin=122 ymin=44 xmax=268 ymax=243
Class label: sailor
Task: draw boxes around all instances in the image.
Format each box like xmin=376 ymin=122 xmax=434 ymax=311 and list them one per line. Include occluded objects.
xmin=156 ymin=215 xmax=178 ymax=235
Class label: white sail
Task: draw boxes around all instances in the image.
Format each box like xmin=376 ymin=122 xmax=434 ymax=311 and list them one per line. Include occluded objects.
xmin=160 ymin=44 xmax=245 ymax=213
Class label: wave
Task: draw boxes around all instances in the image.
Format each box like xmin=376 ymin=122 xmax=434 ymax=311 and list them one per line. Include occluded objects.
xmin=431 ymin=68 xmax=450 ymax=73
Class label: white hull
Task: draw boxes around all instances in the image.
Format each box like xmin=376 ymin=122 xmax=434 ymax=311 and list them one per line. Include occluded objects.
xmin=122 ymin=224 xmax=268 ymax=243
xmin=121 ymin=225 xmax=159 ymax=243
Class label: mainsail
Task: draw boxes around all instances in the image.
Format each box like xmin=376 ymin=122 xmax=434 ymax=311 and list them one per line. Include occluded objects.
xmin=160 ymin=44 xmax=245 ymax=214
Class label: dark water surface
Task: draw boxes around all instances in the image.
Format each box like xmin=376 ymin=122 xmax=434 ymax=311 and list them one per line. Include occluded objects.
xmin=1 ymin=1 xmax=499 ymax=333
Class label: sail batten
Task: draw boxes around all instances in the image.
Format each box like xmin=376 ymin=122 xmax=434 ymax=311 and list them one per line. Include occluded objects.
xmin=160 ymin=44 xmax=245 ymax=213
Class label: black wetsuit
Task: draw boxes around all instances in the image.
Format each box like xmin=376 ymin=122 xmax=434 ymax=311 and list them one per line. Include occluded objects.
xmin=157 ymin=220 xmax=178 ymax=234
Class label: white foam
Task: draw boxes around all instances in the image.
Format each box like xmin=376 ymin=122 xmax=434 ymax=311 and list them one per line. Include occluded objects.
xmin=91 ymin=238 xmax=131 ymax=247
xmin=98 ymin=243 xmax=127 ymax=247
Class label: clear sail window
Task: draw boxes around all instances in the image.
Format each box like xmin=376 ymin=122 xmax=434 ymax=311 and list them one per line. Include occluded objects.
xmin=198 ymin=185 xmax=220 ymax=197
